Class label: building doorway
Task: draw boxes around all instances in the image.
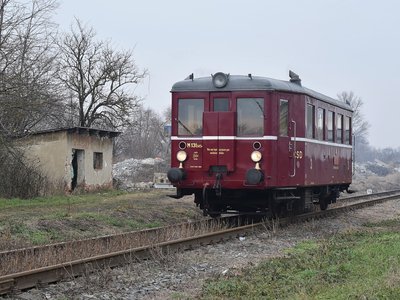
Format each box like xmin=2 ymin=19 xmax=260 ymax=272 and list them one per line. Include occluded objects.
xmin=71 ymin=149 xmax=85 ymax=190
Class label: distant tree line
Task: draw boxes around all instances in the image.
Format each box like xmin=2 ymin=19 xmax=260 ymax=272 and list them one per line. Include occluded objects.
xmin=339 ymin=91 xmax=400 ymax=165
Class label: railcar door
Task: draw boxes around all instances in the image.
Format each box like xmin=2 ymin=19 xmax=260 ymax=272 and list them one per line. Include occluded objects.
xmin=202 ymin=93 xmax=235 ymax=173
xmin=276 ymin=95 xmax=297 ymax=186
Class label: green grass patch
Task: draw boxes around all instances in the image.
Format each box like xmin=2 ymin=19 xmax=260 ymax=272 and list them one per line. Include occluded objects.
xmin=202 ymin=219 xmax=400 ymax=299
xmin=4 ymin=221 xmax=61 ymax=245
xmin=0 ymin=190 xmax=127 ymax=210
xmin=0 ymin=189 xmax=199 ymax=249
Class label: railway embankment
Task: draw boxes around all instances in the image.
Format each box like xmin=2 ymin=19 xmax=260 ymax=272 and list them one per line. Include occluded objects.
xmin=0 ymin=190 xmax=200 ymax=251
xmin=5 ymin=191 xmax=400 ymax=299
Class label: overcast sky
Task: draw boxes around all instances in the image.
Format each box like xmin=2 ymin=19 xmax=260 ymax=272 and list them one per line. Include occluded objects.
xmin=55 ymin=0 xmax=400 ymax=148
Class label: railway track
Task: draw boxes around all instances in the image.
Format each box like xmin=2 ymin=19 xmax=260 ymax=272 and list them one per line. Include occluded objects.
xmin=1 ymin=190 xmax=400 ymax=295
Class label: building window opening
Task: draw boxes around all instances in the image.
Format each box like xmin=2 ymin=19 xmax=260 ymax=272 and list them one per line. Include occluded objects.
xmin=93 ymin=152 xmax=103 ymax=170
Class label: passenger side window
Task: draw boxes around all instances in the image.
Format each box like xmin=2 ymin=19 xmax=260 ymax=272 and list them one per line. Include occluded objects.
xmin=316 ymin=108 xmax=325 ymax=140
xmin=345 ymin=116 xmax=351 ymax=145
xmin=336 ymin=114 xmax=343 ymax=143
xmin=279 ymin=100 xmax=289 ymax=136
xmin=306 ymin=104 xmax=315 ymax=139
xmin=327 ymin=111 xmax=334 ymax=142
xmin=237 ymin=98 xmax=264 ymax=136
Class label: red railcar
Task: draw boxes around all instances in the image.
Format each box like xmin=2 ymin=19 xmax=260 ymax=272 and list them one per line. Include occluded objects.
xmin=167 ymin=71 xmax=352 ymax=217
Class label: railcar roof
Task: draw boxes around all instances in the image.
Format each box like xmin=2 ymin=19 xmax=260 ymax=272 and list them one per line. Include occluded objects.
xmin=171 ymin=74 xmax=352 ymax=111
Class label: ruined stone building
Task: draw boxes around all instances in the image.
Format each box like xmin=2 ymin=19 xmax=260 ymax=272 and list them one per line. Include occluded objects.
xmin=20 ymin=127 xmax=120 ymax=193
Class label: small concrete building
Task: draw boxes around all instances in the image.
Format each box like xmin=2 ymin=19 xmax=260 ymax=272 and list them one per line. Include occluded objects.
xmin=20 ymin=127 xmax=120 ymax=193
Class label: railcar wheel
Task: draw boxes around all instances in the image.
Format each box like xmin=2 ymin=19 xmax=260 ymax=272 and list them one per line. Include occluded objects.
xmin=319 ymin=198 xmax=329 ymax=210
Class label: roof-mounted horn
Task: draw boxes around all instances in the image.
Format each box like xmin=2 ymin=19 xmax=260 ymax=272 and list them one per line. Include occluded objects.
xmin=185 ymin=73 xmax=194 ymax=81
xmin=289 ymin=70 xmax=302 ymax=86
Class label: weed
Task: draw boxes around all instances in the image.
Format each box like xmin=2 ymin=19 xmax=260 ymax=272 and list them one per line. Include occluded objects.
xmin=202 ymin=219 xmax=400 ymax=299
xmin=30 ymin=231 xmax=50 ymax=245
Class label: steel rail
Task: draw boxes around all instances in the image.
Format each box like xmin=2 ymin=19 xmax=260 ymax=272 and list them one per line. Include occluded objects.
xmin=1 ymin=191 xmax=400 ymax=295
xmin=1 ymin=189 xmax=397 ymax=265
xmin=338 ymin=189 xmax=400 ymax=203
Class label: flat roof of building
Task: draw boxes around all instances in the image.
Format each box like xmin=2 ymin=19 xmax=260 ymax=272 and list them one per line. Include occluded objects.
xmin=27 ymin=127 xmax=121 ymax=138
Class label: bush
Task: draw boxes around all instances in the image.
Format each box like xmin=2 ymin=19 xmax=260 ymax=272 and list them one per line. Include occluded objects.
xmin=0 ymin=144 xmax=50 ymax=199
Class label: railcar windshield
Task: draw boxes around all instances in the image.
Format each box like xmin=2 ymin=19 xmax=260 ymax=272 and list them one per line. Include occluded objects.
xmin=178 ymin=99 xmax=204 ymax=136
xmin=237 ymin=98 xmax=264 ymax=136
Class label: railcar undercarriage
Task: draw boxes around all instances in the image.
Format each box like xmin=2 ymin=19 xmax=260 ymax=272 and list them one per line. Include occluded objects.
xmin=173 ymin=184 xmax=351 ymax=218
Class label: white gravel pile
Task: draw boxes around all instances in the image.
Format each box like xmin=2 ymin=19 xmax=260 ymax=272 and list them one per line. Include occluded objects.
xmin=112 ymin=158 xmax=166 ymax=190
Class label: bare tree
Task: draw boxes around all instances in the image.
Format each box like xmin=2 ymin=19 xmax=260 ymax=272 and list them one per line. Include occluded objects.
xmin=116 ymin=106 xmax=169 ymax=160
xmin=338 ymin=91 xmax=372 ymax=162
xmin=0 ymin=0 xmax=61 ymax=135
xmin=57 ymin=19 xmax=147 ymax=129
xmin=338 ymin=91 xmax=370 ymax=143
xmin=163 ymin=106 xmax=171 ymax=123
xmin=0 ymin=0 xmax=59 ymax=198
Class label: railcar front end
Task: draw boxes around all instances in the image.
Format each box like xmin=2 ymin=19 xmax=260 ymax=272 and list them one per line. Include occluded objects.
xmin=167 ymin=72 xmax=352 ymax=217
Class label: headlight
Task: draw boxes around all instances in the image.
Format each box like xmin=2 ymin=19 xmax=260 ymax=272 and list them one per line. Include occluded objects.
xmin=251 ymin=151 xmax=262 ymax=162
xmin=212 ymin=72 xmax=229 ymax=88
xmin=177 ymin=150 xmax=187 ymax=162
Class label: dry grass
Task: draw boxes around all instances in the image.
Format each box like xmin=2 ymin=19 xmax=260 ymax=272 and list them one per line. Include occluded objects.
xmin=0 ymin=215 xmax=230 ymax=276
